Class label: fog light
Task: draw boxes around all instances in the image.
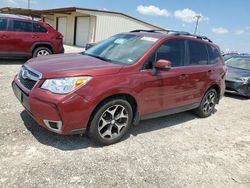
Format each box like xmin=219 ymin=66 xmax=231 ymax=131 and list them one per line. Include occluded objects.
xmin=43 ymin=120 xmax=62 ymax=132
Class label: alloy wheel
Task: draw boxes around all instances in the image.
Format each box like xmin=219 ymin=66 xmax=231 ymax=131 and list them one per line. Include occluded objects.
xmin=37 ymin=50 xmax=50 ymax=56
xmin=98 ymin=105 xmax=129 ymax=140
xmin=203 ymin=91 xmax=216 ymax=114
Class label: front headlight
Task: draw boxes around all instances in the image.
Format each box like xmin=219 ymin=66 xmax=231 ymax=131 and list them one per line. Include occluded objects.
xmin=41 ymin=76 xmax=92 ymax=94
xmin=241 ymin=77 xmax=250 ymax=84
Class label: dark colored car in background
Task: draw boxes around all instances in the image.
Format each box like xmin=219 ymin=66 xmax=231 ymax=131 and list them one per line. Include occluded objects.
xmin=12 ymin=30 xmax=227 ymax=145
xmin=0 ymin=14 xmax=64 ymax=58
xmin=85 ymin=42 xmax=97 ymax=50
xmin=225 ymin=55 xmax=250 ymax=98
xmin=223 ymin=53 xmax=239 ymax=61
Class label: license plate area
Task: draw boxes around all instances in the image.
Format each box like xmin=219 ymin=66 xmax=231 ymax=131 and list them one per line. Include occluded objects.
xmin=12 ymin=82 xmax=30 ymax=111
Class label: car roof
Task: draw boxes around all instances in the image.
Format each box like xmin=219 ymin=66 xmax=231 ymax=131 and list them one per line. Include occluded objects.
xmin=225 ymin=55 xmax=250 ymax=62
xmin=124 ymin=31 xmax=166 ymax=39
xmin=125 ymin=30 xmax=218 ymax=48
xmin=231 ymin=55 xmax=250 ymax=58
xmin=0 ymin=13 xmax=40 ymax=22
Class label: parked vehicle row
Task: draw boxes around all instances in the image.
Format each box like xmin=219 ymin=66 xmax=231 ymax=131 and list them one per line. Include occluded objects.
xmin=0 ymin=14 xmax=64 ymax=58
xmin=12 ymin=29 xmax=227 ymax=145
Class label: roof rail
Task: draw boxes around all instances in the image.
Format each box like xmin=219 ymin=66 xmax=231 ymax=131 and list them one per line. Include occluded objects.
xmin=0 ymin=13 xmax=35 ymax=20
xmin=130 ymin=29 xmax=213 ymax=43
xmin=130 ymin=29 xmax=164 ymax=33
xmin=173 ymin=32 xmax=213 ymax=43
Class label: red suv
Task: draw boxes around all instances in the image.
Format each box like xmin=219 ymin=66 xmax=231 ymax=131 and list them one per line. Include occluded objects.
xmin=0 ymin=14 xmax=64 ymax=58
xmin=12 ymin=30 xmax=227 ymax=145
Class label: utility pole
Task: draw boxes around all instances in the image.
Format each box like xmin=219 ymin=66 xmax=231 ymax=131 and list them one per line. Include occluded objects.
xmin=28 ymin=0 xmax=30 ymax=9
xmin=194 ymin=15 xmax=202 ymax=34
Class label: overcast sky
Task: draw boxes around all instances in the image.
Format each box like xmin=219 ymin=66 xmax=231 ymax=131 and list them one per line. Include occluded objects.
xmin=1 ymin=0 xmax=250 ymax=53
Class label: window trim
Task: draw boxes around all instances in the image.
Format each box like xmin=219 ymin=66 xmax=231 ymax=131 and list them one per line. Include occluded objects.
xmin=32 ymin=22 xmax=48 ymax=33
xmin=7 ymin=19 xmax=33 ymax=33
xmin=141 ymin=39 xmax=219 ymax=71
xmin=141 ymin=38 xmax=187 ymax=70
xmin=0 ymin=18 xmax=8 ymax=31
xmin=207 ymin=44 xmax=221 ymax=65
xmin=185 ymin=40 xmax=209 ymax=67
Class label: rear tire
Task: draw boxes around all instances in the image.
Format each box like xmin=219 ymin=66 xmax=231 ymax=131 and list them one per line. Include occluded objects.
xmin=194 ymin=88 xmax=218 ymax=118
xmin=33 ymin=47 xmax=52 ymax=57
xmin=88 ymin=98 xmax=133 ymax=145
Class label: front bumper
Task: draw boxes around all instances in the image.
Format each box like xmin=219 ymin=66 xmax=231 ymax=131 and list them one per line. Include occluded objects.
xmin=225 ymin=80 xmax=250 ymax=97
xmin=12 ymin=81 xmax=92 ymax=135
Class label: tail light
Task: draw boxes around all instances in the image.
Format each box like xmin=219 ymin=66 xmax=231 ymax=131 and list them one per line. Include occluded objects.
xmin=219 ymin=64 xmax=228 ymax=79
xmin=56 ymin=33 xmax=64 ymax=40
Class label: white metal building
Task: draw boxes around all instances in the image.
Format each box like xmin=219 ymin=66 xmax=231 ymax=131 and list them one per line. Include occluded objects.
xmin=0 ymin=7 xmax=166 ymax=47
xmin=43 ymin=7 xmax=166 ymax=47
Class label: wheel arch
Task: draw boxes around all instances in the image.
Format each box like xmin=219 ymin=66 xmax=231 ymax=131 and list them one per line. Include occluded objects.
xmin=86 ymin=93 xmax=138 ymax=132
xmin=205 ymin=84 xmax=221 ymax=103
xmin=31 ymin=42 xmax=55 ymax=54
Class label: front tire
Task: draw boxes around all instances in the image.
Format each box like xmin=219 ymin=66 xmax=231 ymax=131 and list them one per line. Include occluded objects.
xmin=33 ymin=47 xmax=52 ymax=57
xmin=195 ymin=88 xmax=218 ymax=118
xmin=88 ymin=98 xmax=133 ymax=145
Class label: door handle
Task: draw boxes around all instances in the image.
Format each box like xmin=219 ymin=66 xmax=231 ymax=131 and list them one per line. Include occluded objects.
xmin=0 ymin=35 xmax=8 ymax=39
xmin=32 ymin=36 xmax=40 ymax=39
xmin=179 ymin=74 xmax=188 ymax=79
xmin=207 ymin=69 xmax=215 ymax=74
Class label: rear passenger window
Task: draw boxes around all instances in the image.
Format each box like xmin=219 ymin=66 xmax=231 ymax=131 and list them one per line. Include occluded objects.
xmin=188 ymin=41 xmax=208 ymax=65
xmin=156 ymin=40 xmax=185 ymax=67
xmin=12 ymin=20 xmax=32 ymax=32
xmin=33 ymin=23 xmax=47 ymax=33
xmin=0 ymin=18 xmax=7 ymax=31
xmin=207 ymin=45 xmax=221 ymax=64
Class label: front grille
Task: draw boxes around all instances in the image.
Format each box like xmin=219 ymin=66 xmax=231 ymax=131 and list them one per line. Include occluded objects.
xmin=19 ymin=76 xmax=37 ymax=90
xmin=18 ymin=66 xmax=41 ymax=90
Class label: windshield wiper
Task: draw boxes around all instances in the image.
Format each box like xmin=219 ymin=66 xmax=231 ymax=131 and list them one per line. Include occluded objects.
xmin=84 ymin=53 xmax=113 ymax=63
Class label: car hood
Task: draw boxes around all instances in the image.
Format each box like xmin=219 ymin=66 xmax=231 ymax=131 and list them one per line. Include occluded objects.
xmin=25 ymin=53 xmax=124 ymax=78
xmin=226 ymin=66 xmax=250 ymax=81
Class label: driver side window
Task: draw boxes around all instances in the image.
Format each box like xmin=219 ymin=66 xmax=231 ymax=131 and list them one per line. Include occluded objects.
xmin=143 ymin=39 xmax=185 ymax=69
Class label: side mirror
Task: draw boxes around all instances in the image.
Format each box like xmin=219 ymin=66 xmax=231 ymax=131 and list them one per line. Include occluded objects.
xmin=154 ymin=59 xmax=172 ymax=70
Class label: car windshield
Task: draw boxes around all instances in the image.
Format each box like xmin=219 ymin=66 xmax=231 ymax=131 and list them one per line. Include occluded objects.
xmin=84 ymin=34 xmax=159 ymax=65
xmin=226 ymin=57 xmax=250 ymax=70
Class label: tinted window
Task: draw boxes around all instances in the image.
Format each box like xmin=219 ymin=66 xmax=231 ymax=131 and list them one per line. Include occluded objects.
xmin=156 ymin=40 xmax=185 ymax=67
xmin=143 ymin=53 xmax=156 ymax=69
xmin=33 ymin=23 xmax=47 ymax=33
xmin=0 ymin=18 xmax=7 ymax=31
xmin=188 ymin=41 xmax=208 ymax=65
xmin=207 ymin=45 xmax=221 ymax=64
xmin=12 ymin=20 xmax=32 ymax=32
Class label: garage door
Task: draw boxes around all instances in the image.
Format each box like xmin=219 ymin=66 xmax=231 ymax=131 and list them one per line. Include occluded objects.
xmin=57 ymin=17 xmax=67 ymax=42
xmin=75 ymin=17 xmax=90 ymax=47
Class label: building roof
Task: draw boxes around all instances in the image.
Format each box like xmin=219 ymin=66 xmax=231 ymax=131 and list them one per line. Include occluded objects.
xmin=0 ymin=7 xmax=166 ymax=30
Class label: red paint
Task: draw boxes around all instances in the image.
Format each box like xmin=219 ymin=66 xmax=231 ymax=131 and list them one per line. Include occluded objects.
xmin=154 ymin=59 xmax=172 ymax=70
xmin=0 ymin=16 xmax=64 ymax=56
xmin=12 ymin=33 xmax=226 ymax=135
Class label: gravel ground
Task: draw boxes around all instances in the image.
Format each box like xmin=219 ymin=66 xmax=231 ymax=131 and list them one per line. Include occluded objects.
xmin=0 ymin=57 xmax=249 ymax=188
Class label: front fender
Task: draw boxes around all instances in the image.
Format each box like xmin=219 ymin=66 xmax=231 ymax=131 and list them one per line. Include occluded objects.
xmin=75 ymin=72 xmax=143 ymax=112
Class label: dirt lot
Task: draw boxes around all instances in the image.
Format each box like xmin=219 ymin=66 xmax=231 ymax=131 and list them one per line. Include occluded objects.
xmin=0 ymin=58 xmax=249 ymax=188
